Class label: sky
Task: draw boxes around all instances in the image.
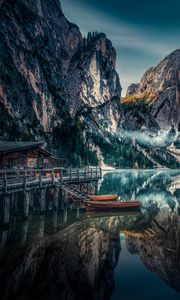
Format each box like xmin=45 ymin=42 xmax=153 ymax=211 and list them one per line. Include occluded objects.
xmin=61 ymin=0 xmax=180 ymax=96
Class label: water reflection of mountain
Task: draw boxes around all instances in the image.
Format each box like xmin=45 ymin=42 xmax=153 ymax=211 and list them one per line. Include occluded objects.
xmin=0 ymin=211 xmax=148 ymax=300
xmin=100 ymin=170 xmax=180 ymax=202
xmin=0 ymin=217 xmax=118 ymax=300
xmin=99 ymin=171 xmax=180 ymax=293
xmin=126 ymin=198 xmax=180 ymax=292
xmin=0 ymin=204 xmax=180 ymax=298
xmin=1 ymin=171 xmax=180 ymax=299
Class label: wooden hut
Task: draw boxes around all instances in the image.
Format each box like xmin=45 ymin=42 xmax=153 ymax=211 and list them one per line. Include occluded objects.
xmin=0 ymin=141 xmax=53 ymax=169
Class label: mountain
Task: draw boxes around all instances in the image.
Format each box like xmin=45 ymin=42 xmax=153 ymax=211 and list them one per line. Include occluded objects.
xmin=121 ymin=49 xmax=180 ymax=131
xmin=2 ymin=0 xmax=180 ymax=168
xmin=118 ymin=50 xmax=180 ymax=168
xmin=0 ymin=0 xmax=121 ymax=164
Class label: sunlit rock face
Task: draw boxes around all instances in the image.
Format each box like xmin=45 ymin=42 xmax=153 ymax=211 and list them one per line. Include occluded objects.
xmin=65 ymin=32 xmax=121 ymax=134
xmin=0 ymin=0 xmax=121 ymax=143
xmin=126 ymin=83 xmax=139 ymax=96
xmin=121 ymin=49 xmax=180 ymax=131
xmin=0 ymin=218 xmax=120 ymax=300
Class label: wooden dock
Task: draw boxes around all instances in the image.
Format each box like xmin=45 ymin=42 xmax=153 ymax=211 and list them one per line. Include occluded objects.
xmin=0 ymin=167 xmax=102 ymax=194
xmin=0 ymin=167 xmax=102 ymax=225
xmin=59 ymin=184 xmax=91 ymax=202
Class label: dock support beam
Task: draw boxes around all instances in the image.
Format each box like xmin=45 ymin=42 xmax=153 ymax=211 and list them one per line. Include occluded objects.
xmin=23 ymin=191 xmax=30 ymax=220
xmin=95 ymin=181 xmax=98 ymax=194
xmin=59 ymin=188 xmax=64 ymax=210
xmin=3 ymin=173 xmax=7 ymax=193
xmin=76 ymin=207 xmax=80 ymax=219
xmin=64 ymin=191 xmax=68 ymax=208
xmin=52 ymin=211 xmax=58 ymax=232
xmin=2 ymin=193 xmax=11 ymax=225
xmin=63 ymin=208 xmax=68 ymax=224
xmin=86 ymin=182 xmax=89 ymax=194
xmin=53 ymin=187 xmax=59 ymax=210
xmin=39 ymin=188 xmax=46 ymax=214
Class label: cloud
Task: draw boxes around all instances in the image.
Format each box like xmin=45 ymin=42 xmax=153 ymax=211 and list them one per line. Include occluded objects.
xmin=61 ymin=0 xmax=174 ymax=55
xmin=61 ymin=0 xmax=179 ymax=94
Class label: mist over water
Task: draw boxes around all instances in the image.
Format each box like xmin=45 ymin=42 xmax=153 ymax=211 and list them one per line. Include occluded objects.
xmin=117 ymin=128 xmax=174 ymax=147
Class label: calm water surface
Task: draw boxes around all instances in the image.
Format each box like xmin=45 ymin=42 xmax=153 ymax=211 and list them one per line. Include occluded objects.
xmin=0 ymin=169 xmax=180 ymax=300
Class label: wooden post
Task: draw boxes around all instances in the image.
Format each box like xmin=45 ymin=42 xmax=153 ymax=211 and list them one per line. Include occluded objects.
xmin=21 ymin=221 xmax=28 ymax=245
xmin=39 ymin=171 xmax=42 ymax=188
xmin=39 ymin=188 xmax=46 ymax=213
xmin=38 ymin=215 xmax=45 ymax=240
xmin=11 ymin=192 xmax=15 ymax=218
xmin=13 ymin=192 xmax=18 ymax=216
xmin=91 ymin=168 xmax=93 ymax=179
xmin=59 ymin=188 xmax=64 ymax=210
xmin=76 ymin=207 xmax=80 ymax=219
xmin=100 ymin=167 xmax=102 ymax=178
xmin=60 ymin=169 xmax=63 ymax=181
xmin=96 ymin=166 xmax=98 ymax=178
xmin=29 ymin=189 xmax=34 ymax=209
xmin=0 ymin=230 xmax=8 ymax=251
xmin=70 ymin=169 xmax=72 ymax=181
xmin=64 ymin=190 xmax=68 ymax=205
xmin=3 ymin=193 xmax=11 ymax=225
xmin=63 ymin=208 xmax=68 ymax=224
xmin=51 ymin=169 xmax=55 ymax=185
xmin=84 ymin=168 xmax=87 ymax=180
xmin=77 ymin=169 xmax=80 ymax=181
xmin=95 ymin=181 xmax=98 ymax=194
xmin=52 ymin=211 xmax=58 ymax=232
xmin=23 ymin=191 xmax=30 ymax=220
xmin=23 ymin=171 xmax=27 ymax=189
xmin=3 ymin=172 xmax=7 ymax=193
xmin=53 ymin=187 xmax=59 ymax=210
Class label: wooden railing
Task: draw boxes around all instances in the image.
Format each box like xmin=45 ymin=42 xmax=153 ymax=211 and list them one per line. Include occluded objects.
xmin=0 ymin=167 xmax=102 ymax=192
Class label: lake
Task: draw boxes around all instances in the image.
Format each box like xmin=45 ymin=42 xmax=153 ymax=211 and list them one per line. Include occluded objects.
xmin=0 ymin=169 xmax=180 ymax=300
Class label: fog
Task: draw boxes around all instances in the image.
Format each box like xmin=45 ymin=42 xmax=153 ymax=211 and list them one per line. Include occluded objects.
xmin=117 ymin=129 xmax=176 ymax=147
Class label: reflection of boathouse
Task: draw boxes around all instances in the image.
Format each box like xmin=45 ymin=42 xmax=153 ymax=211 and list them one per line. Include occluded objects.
xmin=0 ymin=141 xmax=66 ymax=169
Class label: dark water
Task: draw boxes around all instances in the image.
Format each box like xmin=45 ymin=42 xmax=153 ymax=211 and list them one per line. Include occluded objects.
xmin=0 ymin=169 xmax=180 ymax=300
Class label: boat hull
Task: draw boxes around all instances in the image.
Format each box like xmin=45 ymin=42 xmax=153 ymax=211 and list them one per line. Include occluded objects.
xmin=88 ymin=194 xmax=118 ymax=201
xmin=85 ymin=200 xmax=141 ymax=211
xmin=85 ymin=210 xmax=142 ymax=219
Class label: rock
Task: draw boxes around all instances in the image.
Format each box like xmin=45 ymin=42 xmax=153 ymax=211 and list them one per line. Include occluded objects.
xmin=122 ymin=49 xmax=180 ymax=131
xmin=126 ymin=83 xmax=139 ymax=96
xmin=0 ymin=0 xmax=121 ymax=160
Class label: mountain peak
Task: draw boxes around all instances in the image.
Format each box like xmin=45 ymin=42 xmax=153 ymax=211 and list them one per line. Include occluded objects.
xmin=122 ymin=49 xmax=180 ymax=131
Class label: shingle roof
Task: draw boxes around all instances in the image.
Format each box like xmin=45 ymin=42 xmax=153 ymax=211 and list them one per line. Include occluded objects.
xmin=0 ymin=141 xmax=44 ymax=154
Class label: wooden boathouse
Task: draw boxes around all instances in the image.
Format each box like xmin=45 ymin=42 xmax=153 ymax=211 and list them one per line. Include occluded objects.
xmin=0 ymin=142 xmax=102 ymax=224
xmin=0 ymin=141 xmax=62 ymax=169
xmin=0 ymin=141 xmax=101 ymax=193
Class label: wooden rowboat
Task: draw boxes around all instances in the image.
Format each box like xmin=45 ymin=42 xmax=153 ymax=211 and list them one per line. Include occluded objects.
xmin=84 ymin=200 xmax=141 ymax=211
xmin=85 ymin=210 xmax=142 ymax=219
xmin=88 ymin=194 xmax=118 ymax=201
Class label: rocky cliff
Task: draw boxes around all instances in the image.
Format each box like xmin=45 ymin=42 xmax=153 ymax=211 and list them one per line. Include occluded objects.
xmin=0 ymin=0 xmax=121 ymax=163
xmin=121 ymin=49 xmax=180 ymax=131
